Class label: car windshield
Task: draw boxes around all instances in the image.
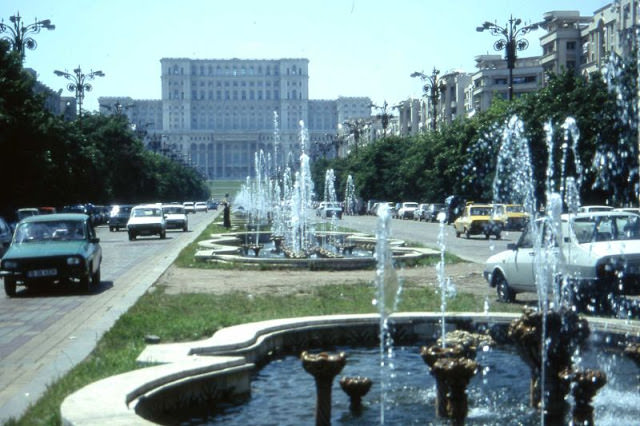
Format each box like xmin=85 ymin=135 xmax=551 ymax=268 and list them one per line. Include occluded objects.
xmin=132 ymin=208 xmax=162 ymax=217
xmin=14 ymin=220 xmax=86 ymax=243
xmin=506 ymin=205 xmax=524 ymax=213
xmin=572 ymin=215 xmax=640 ymax=243
xmin=164 ymin=207 xmax=184 ymax=214
xmin=470 ymin=207 xmax=491 ymax=216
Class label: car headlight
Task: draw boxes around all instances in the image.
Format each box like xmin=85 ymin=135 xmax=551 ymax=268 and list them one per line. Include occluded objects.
xmin=66 ymin=257 xmax=82 ymax=266
xmin=2 ymin=260 xmax=18 ymax=269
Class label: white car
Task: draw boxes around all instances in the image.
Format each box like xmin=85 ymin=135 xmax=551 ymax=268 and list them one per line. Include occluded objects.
xmin=183 ymin=201 xmax=196 ymax=214
xmin=126 ymin=204 xmax=166 ymax=240
xmin=316 ymin=201 xmax=343 ymax=219
xmin=397 ymin=202 xmax=419 ymax=219
xmin=195 ymin=201 xmax=208 ymax=213
xmin=162 ymin=204 xmax=188 ymax=231
xmin=484 ymin=211 xmax=640 ymax=308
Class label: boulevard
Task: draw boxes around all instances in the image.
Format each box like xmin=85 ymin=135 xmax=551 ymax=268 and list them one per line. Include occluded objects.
xmin=0 ymin=209 xmax=514 ymax=423
xmin=0 ymin=210 xmax=218 ymax=423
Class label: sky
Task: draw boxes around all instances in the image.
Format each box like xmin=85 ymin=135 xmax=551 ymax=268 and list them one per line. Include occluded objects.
xmin=3 ymin=0 xmax=610 ymax=112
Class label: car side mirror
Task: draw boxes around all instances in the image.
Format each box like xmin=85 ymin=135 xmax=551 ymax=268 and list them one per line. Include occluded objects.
xmin=90 ymin=237 xmax=100 ymax=243
xmin=507 ymin=243 xmax=517 ymax=250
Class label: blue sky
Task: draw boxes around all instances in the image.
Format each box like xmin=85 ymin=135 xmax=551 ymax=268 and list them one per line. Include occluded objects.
xmin=4 ymin=0 xmax=609 ymax=112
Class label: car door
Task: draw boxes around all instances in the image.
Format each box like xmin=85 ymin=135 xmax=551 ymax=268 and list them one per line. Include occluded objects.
xmin=503 ymin=226 xmax=536 ymax=292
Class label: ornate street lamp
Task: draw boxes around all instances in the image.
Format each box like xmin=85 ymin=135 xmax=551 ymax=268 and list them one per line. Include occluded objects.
xmin=411 ymin=67 xmax=442 ymax=131
xmin=370 ymin=100 xmax=394 ymax=137
xmin=476 ymin=15 xmax=541 ymax=101
xmin=0 ymin=12 xmax=54 ymax=61
xmin=54 ymin=66 xmax=105 ymax=117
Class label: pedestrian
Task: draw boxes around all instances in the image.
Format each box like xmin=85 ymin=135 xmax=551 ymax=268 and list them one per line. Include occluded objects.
xmin=223 ymin=201 xmax=231 ymax=229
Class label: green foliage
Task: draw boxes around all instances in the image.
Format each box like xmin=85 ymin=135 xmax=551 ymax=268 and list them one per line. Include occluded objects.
xmin=0 ymin=42 xmax=209 ymax=219
xmin=313 ymin=66 xmax=633 ymax=208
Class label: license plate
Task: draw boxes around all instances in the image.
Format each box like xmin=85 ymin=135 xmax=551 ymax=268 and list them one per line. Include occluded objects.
xmin=27 ymin=268 xmax=58 ymax=278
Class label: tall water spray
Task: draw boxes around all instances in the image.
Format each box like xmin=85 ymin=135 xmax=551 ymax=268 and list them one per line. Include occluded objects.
xmin=345 ymin=175 xmax=357 ymax=215
xmin=373 ymin=203 xmax=402 ymax=424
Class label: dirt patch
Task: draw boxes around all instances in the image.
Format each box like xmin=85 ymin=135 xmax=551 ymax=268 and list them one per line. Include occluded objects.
xmin=154 ymin=261 xmax=537 ymax=304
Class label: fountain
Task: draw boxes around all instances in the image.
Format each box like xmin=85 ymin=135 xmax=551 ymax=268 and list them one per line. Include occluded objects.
xmin=60 ymin=62 xmax=640 ymax=425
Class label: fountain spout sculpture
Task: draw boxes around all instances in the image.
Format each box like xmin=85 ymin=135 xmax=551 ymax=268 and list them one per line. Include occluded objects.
xmin=339 ymin=376 xmax=372 ymax=413
xmin=507 ymin=308 xmax=590 ymax=422
xmin=301 ymin=351 xmax=347 ymax=426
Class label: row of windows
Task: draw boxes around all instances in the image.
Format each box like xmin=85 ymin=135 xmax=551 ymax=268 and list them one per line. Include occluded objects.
xmin=168 ymin=89 xmax=281 ymax=101
xmin=167 ymin=63 xmax=306 ymax=77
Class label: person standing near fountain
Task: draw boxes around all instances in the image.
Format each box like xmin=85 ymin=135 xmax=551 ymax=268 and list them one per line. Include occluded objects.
xmin=223 ymin=193 xmax=231 ymax=229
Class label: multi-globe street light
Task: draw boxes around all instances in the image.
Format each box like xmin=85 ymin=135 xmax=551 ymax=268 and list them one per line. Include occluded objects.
xmin=0 ymin=12 xmax=54 ymax=61
xmin=410 ymin=67 xmax=442 ymax=131
xmin=476 ymin=15 xmax=541 ymax=101
xmin=370 ymin=100 xmax=394 ymax=137
xmin=54 ymin=67 xmax=105 ymax=117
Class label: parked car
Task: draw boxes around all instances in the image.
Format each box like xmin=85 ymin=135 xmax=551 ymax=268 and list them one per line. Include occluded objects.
xmin=162 ymin=204 xmax=188 ymax=231
xmin=493 ymin=203 xmax=529 ymax=231
xmin=0 ymin=213 xmax=102 ymax=296
xmin=16 ymin=208 xmax=39 ymax=221
xmin=453 ymin=203 xmax=504 ymax=239
xmin=426 ymin=203 xmax=447 ymax=222
xmin=108 ymin=204 xmax=134 ymax=232
xmin=397 ymin=202 xmax=419 ymax=220
xmin=413 ymin=203 xmax=430 ymax=221
xmin=0 ymin=217 xmax=12 ymax=258
xmin=317 ymin=201 xmax=343 ymax=219
xmin=183 ymin=201 xmax=196 ymax=214
xmin=126 ymin=204 xmax=167 ymax=240
xmin=207 ymin=199 xmax=219 ymax=210
xmin=578 ymin=205 xmax=614 ymax=213
xmin=483 ymin=211 xmax=640 ymax=308
xmin=195 ymin=201 xmax=208 ymax=213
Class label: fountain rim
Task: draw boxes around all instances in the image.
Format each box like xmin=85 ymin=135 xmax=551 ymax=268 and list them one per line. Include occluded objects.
xmin=194 ymin=230 xmax=437 ymax=269
xmin=60 ymin=312 xmax=640 ymax=425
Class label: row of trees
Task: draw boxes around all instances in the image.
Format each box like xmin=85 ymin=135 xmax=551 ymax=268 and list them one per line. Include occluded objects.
xmin=0 ymin=42 xmax=210 ymax=220
xmin=313 ymin=54 xmax=638 ymax=210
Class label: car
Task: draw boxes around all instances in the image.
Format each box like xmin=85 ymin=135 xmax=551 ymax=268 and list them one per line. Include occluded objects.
xmin=493 ymin=203 xmax=529 ymax=231
xmin=317 ymin=201 xmax=343 ymax=219
xmin=195 ymin=201 xmax=208 ymax=213
xmin=413 ymin=203 xmax=430 ymax=221
xmin=16 ymin=208 xmax=39 ymax=221
xmin=0 ymin=217 xmax=12 ymax=258
xmin=162 ymin=204 xmax=188 ymax=231
xmin=108 ymin=204 xmax=134 ymax=231
xmin=453 ymin=203 xmax=504 ymax=239
xmin=0 ymin=213 xmax=102 ymax=296
xmin=126 ymin=204 xmax=167 ymax=240
xmin=207 ymin=199 xmax=219 ymax=210
xmin=578 ymin=205 xmax=614 ymax=213
xmin=183 ymin=201 xmax=196 ymax=214
xmin=483 ymin=211 xmax=640 ymax=307
xmin=397 ymin=202 xmax=419 ymax=219
xmin=426 ymin=203 xmax=446 ymax=222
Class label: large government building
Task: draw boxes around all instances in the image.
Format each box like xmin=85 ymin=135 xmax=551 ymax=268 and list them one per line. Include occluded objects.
xmin=100 ymin=58 xmax=371 ymax=179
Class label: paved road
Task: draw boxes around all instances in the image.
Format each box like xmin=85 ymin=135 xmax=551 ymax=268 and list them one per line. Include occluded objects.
xmin=340 ymin=214 xmax=522 ymax=264
xmin=0 ymin=210 xmax=219 ymax=423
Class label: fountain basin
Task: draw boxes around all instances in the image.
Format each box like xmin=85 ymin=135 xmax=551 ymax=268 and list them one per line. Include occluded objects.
xmin=195 ymin=231 xmax=437 ymax=269
xmin=60 ymin=313 xmax=640 ymax=425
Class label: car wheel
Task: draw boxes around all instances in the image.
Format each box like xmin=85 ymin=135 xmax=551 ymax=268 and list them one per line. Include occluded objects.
xmin=495 ymin=273 xmax=515 ymax=303
xmin=465 ymin=228 xmax=471 ymax=239
xmin=160 ymin=230 xmax=166 ymax=239
xmin=4 ymin=277 xmax=16 ymax=297
xmin=484 ymin=233 xmax=490 ymax=239
xmin=183 ymin=225 xmax=188 ymax=232
xmin=455 ymin=230 xmax=460 ymax=238
xmin=109 ymin=226 xmax=114 ymax=232
xmin=91 ymin=267 xmax=101 ymax=287
xmin=80 ymin=275 xmax=91 ymax=293
xmin=128 ymin=231 xmax=136 ymax=241
xmin=495 ymin=232 xmax=501 ymax=240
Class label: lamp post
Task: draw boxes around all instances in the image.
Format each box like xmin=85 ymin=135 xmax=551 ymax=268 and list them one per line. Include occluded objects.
xmin=370 ymin=100 xmax=394 ymax=137
xmin=410 ymin=68 xmax=441 ymax=131
xmin=0 ymin=12 xmax=54 ymax=61
xmin=476 ymin=15 xmax=541 ymax=101
xmin=54 ymin=66 xmax=105 ymax=117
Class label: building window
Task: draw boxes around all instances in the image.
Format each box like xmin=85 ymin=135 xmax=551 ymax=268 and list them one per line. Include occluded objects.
xmin=567 ymin=41 xmax=576 ymax=50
